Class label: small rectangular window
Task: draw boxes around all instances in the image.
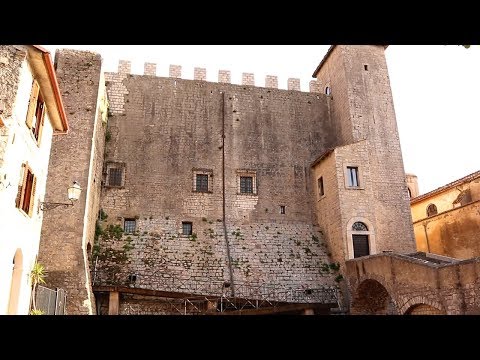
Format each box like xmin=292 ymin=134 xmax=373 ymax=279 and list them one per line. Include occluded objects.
xmin=182 ymin=221 xmax=193 ymax=235
xmin=280 ymin=205 xmax=286 ymax=214
xmin=124 ymin=219 xmax=136 ymax=234
xmin=240 ymin=176 xmax=253 ymax=194
xmin=109 ymin=168 xmax=123 ymax=187
xmin=196 ymin=174 xmax=209 ymax=192
xmin=364 ymin=64 xmax=368 ymax=71
xmin=347 ymin=167 xmax=359 ymax=187
xmin=318 ymin=176 xmax=324 ymax=196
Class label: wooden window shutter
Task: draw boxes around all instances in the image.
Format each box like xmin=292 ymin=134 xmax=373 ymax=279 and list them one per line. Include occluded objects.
xmin=36 ymin=105 xmax=46 ymax=147
xmin=26 ymin=80 xmax=40 ymax=129
xmin=16 ymin=163 xmax=28 ymax=209
xmin=28 ymin=175 xmax=37 ymax=217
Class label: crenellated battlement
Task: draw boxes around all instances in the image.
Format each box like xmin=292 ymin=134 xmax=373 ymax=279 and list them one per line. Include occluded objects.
xmin=113 ymin=60 xmax=321 ymax=93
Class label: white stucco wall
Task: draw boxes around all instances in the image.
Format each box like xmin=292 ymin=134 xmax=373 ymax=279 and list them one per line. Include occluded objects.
xmin=0 ymin=58 xmax=55 ymax=315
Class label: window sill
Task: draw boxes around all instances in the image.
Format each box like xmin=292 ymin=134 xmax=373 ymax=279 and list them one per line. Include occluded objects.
xmin=345 ymin=186 xmax=365 ymax=190
xmin=17 ymin=207 xmax=32 ymax=219
xmin=104 ymin=185 xmax=125 ymax=189
xmin=193 ymin=190 xmax=213 ymax=194
xmin=237 ymin=193 xmax=258 ymax=196
xmin=318 ymin=194 xmax=326 ymax=201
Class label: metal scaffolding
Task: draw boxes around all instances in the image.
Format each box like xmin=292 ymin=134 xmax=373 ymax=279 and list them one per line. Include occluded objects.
xmin=93 ymin=269 xmax=340 ymax=315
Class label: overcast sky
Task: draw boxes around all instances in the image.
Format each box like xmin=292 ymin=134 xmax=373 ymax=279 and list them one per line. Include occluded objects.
xmin=44 ymin=45 xmax=480 ymax=195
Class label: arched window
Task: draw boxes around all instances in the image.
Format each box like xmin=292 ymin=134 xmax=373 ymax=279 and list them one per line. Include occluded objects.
xmin=352 ymin=222 xmax=368 ymax=231
xmin=407 ymin=187 xmax=412 ymax=198
xmin=325 ymin=86 xmax=331 ymax=96
xmin=426 ymin=204 xmax=437 ymax=217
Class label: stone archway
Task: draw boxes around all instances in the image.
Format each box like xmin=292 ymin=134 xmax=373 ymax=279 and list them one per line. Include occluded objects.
xmin=405 ymin=303 xmax=445 ymax=315
xmin=7 ymin=249 xmax=24 ymax=315
xmin=350 ymin=279 xmax=397 ymax=315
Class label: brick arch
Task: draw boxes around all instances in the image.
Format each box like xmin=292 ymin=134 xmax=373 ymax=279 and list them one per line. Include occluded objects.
xmin=398 ymin=296 xmax=445 ymax=315
xmin=350 ymin=276 xmax=398 ymax=315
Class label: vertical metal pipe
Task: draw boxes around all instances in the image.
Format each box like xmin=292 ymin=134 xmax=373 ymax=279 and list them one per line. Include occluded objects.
xmin=221 ymin=91 xmax=235 ymax=297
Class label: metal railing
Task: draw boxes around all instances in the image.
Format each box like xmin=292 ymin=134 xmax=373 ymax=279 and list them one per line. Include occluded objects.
xmin=35 ymin=285 xmax=66 ymax=315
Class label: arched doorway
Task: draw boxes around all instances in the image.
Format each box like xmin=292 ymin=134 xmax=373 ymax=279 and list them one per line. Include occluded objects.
xmin=346 ymin=218 xmax=376 ymax=259
xmin=351 ymin=279 xmax=397 ymax=315
xmin=405 ymin=303 xmax=445 ymax=315
xmin=7 ymin=249 xmax=23 ymax=315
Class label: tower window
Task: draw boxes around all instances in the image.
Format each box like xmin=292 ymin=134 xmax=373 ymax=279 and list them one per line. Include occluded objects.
xmin=280 ymin=205 xmax=286 ymax=214
xmin=124 ymin=219 xmax=136 ymax=234
xmin=364 ymin=64 xmax=368 ymax=71
xmin=105 ymin=162 xmax=126 ymax=187
xmin=318 ymin=176 xmax=325 ymax=196
xmin=347 ymin=167 xmax=359 ymax=187
xmin=240 ymin=176 xmax=253 ymax=194
xmin=325 ymin=86 xmax=331 ymax=96
xmin=196 ymin=174 xmax=209 ymax=192
xmin=182 ymin=221 xmax=193 ymax=235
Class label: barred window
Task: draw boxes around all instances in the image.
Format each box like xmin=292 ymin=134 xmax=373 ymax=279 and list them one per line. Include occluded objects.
xmin=124 ymin=219 xmax=136 ymax=234
xmin=240 ymin=176 xmax=253 ymax=194
xmin=352 ymin=222 xmax=368 ymax=231
xmin=182 ymin=222 xmax=193 ymax=235
xmin=109 ymin=168 xmax=123 ymax=187
xmin=196 ymin=174 xmax=209 ymax=192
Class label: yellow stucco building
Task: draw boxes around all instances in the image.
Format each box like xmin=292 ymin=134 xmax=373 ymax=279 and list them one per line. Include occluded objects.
xmin=409 ymin=171 xmax=480 ymax=259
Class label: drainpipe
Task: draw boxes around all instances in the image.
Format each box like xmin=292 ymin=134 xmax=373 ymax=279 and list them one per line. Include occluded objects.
xmin=221 ymin=91 xmax=235 ymax=297
xmin=422 ymin=222 xmax=430 ymax=253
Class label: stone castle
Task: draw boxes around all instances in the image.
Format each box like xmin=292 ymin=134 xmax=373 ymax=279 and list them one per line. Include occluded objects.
xmin=34 ymin=45 xmax=424 ymax=315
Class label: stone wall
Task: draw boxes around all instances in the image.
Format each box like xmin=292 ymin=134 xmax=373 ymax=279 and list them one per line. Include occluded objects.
xmin=0 ymin=46 xmax=26 ymax=167
xmin=95 ymin=71 xmax=340 ymax=300
xmin=38 ymin=49 xmax=104 ymax=314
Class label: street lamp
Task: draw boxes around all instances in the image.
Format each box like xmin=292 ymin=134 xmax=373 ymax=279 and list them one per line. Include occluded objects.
xmin=40 ymin=181 xmax=82 ymax=211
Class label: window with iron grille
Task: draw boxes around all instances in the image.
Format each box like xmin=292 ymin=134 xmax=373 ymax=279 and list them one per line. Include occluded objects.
xmin=196 ymin=174 xmax=209 ymax=192
xmin=182 ymin=222 xmax=193 ymax=235
xmin=240 ymin=176 xmax=253 ymax=194
xmin=124 ymin=219 xmax=136 ymax=234
xmin=109 ymin=168 xmax=123 ymax=187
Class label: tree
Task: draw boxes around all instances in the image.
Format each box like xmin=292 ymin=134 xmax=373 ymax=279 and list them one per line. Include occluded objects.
xmin=30 ymin=262 xmax=47 ymax=314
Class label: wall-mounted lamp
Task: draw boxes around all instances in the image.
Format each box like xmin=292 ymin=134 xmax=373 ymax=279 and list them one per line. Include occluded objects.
xmin=40 ymin=181 xmax=82 ymax=211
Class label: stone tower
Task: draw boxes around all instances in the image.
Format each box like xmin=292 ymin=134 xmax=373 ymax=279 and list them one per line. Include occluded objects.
xmin=405 ymin=173 xmax=419 ymax=198
xmin=38 ymin=49 xmax=107 ymax=314
xmin=311 ymin=45 xmax=416 ymax=265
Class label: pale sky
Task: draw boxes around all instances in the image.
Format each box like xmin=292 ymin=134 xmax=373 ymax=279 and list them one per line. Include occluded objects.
xmin=44 ymin=45 xmax=480 ymax=195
